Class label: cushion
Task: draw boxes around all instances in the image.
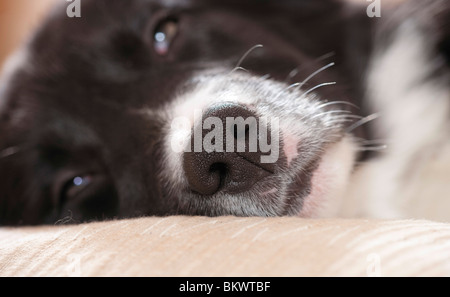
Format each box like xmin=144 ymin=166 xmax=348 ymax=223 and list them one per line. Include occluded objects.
xmin=1 ymin=216 xmax=450 ymax=276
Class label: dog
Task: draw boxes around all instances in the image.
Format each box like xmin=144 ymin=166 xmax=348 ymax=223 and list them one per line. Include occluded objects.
xmin=0 ymin=0 xmax=448 ymax=225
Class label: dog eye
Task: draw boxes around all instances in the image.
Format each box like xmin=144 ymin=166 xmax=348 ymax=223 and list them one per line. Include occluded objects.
xmin=62 ymin=175 xmax=93 ymax=202
xmin=55 ymin=172 xmax=119 ymax=222
xmin=153 ymin=17 xmax=179 ymax=55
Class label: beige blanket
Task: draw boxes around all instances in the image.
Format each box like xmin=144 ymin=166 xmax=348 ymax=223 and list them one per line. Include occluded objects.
xmin=1 ymin=216 xmax=450 ymax=277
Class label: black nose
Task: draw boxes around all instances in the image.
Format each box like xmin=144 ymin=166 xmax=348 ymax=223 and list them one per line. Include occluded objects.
xmin=183 ymin=103 xmax=275 ymax=195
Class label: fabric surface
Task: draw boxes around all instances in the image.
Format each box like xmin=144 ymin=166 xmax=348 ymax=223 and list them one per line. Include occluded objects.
xmin=1 ymin=216 xmax=450 ymax=277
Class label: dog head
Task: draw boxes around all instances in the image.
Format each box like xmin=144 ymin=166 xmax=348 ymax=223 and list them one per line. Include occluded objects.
xmin=0 ymin=0 xmax=367 ymax=225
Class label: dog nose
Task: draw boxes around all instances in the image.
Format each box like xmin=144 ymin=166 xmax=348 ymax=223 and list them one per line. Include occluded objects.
xmin=183 ymin=103 xmax=275 ymax=195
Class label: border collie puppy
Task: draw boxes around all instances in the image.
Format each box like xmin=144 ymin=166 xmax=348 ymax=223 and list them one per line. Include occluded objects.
xmin=0 ymin=0 xmax=448 ymax=225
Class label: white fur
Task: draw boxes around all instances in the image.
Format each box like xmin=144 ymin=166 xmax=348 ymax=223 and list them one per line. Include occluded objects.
xmin=301 ymin=136 xmax=357 ymax=218
xmin=341 ymin=22 xmax=450 ymax=222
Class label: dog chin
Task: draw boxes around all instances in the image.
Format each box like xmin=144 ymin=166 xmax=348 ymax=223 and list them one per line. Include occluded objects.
xmin=294 ymin=136 xmax=356 ymax=218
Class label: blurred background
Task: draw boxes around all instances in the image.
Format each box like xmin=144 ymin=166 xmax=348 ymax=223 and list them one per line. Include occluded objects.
xmin=0 ymin=0 xmax=55 ymax=68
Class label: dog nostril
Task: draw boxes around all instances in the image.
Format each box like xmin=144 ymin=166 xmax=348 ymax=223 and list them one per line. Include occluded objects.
xmin=183 ymin=152 xmax=230 ymax=196
xmin=209 ymin=162 xmax=228 ymax=175
xmin=209 ymin=162 xmax=228 ymax=190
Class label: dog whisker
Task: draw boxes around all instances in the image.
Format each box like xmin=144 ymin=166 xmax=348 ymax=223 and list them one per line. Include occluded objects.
xmin=311 ymin=126 xmax=344 ymax=132
xmin=316 ymin=100 xmax=360 ymax=110
xmin=285 ymin=68 xmax=299 ymax=82
xmin=326 ymin=119 xmax=356 ymax=126
xmin=332 ymin=114 xmax=364 ymax=120
xmin=293 ymin=108 xmax=348 ymax=124
xmin=297 ymin=82 xmax=336 ymax=100
xmin=54 ymin=210 xmax=75 ymax=225
xmin=354 ymin=138 xmax=389 ymax=152
xmin=310 ymin=109 xmax=351 ymax=119
xmin=316 ymin=51 xmax=336 ymax=62
xmin=274 ymin=82 xmax=301 ymax=100
xmin=229 ymin=66 xmax=249 ymax=74
xmin=345 ymin=113 xmax=381 ymax=133
xmin=259 ymin=74 xmax=271 ymax=80
xmin=296 ymin=62 xmax=335 ymax=90
xmin=285 ymin=52 xmax=336 ymax=82
xmin=354 ymin=138 xmax=389 ymax=145
xmin=231 ymin=44 xmax=264 ymax=74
